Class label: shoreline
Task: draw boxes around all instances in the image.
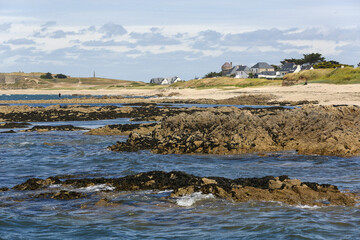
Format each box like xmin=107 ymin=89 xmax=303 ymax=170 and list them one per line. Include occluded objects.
xmin=1 ymin=83 xmax=360 ymax=105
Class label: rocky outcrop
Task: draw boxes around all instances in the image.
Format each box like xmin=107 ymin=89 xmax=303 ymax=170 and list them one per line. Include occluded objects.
xmin=85 ymin=123 xmax=159 ymax=135
xmin=10 ymin=171 xmax=357 ymax=206
xmin=0 ymin=105 xmax=204 ymax=122
xmin=23 ymin=125 xmax=89 ymax=132
xmin=109 ymin=105 xmax=360 ymax=157
xmin=36 ymin=191 xmax=87 ymax=200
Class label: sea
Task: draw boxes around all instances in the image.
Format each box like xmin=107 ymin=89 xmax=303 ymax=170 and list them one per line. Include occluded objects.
xmin=0 ymin=95 xmax=359 ymax=239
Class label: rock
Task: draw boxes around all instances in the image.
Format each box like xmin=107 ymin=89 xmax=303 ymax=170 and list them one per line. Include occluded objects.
xmin=13 ymin=177 xmax=61 ymax=190
xmin=109 ymin=105 xmax=360 ymax=157
xmin=23 ymin=125 xmax=89 ymax=132
xmin=85 ymin=123 xmax=159 ymax=136
xmin=51 ymin=191 xmax=86 ymax=200
xmin=0 ymin=130 xmax=16 ymax=133
xmin=9 ymin=171 xmax=357 ymax=206
xmin=0 ymin=187 xmax=9 ymax=192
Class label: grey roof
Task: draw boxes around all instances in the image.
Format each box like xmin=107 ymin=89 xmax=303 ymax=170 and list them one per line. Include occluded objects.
xmin=251 ymin=62 xmax=273 ymax=69
xmin=225 ymin=65 xmax=251 ymax=75
xmin=150 ymin=77 xmax=165 ymax=84
xmin=259 ymin=71 xmax=277 ymax=76
xmin=236 ymin=65 xmax=251 ymax=71
xmin=280 ymin=62 xmax=297 ymax=72
xmin=301 ymin=64 xmax=312 ymax=70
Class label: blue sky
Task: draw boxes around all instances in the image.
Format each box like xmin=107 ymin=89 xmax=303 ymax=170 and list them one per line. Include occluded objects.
xmin=0 ymin=0 xmax=359 ymax=81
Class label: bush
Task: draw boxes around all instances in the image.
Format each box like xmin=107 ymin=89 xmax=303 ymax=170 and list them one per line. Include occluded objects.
xmin=313 ymin=61 xmax=353 ymax=69
xmin=55 ymin=73 xmax=67 ymax=79
xmin=204 ymin=71 xmax=222 ymax=78
xmin=40 ymin=72 xmax=53 ymax=79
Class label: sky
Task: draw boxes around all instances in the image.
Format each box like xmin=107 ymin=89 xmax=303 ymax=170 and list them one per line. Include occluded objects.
xmin=0 ymin=0 xmax=359 ymax=81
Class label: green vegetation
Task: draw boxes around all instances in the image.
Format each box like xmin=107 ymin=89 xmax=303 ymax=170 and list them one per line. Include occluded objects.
xmin=284 ymin=67 xmax=360 ymax=84
xmin=171 ymin=77 xmax=282 ymax=89
xmin=55 ymin=73 xmax=67 ymax=79
xmin=281 ymin=53 xmax=325 ymax=65
xmin=314 ymin=61 xmax=352 ymax=69
xmin=40 ymin=72 xmax=53 ymax=79
xmin=204 ymin=71 xmax=222 ymax=78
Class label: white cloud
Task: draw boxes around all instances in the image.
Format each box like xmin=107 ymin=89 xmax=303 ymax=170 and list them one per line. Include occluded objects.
xmin=0 ymin=20 xmax=359 ymax=80
xmin=278 ymin=40 xmax=350 ymax=55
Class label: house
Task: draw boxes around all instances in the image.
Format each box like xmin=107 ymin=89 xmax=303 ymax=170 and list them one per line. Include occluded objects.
xmin=301 ymin=63 xmax=314 ymax=71
xmin=256 ymin=71 xmax=282 ymax=79
xmin=150 ymin=77 xmax=165 ymax=85
xmin=251 ymin=62 xmax=274 ymax=74
xmin=150 ymin=76 xmax=182 ymax=85
xmin=221 ymin=63 xmax=252 ymax=78
xmin=278 ymin=62 xmax=301 ymax=76
xmin=233 ymin=65 xmax=252 ymax=78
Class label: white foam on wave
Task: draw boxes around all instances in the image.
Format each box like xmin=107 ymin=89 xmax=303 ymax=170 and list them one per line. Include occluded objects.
xmin=79 ymin=184 xmax=115 ymax=192
xmin=176 ymin=192 xmax=215 ymax=207
xmin=294 ymin=204 xmax=322 ymax=209
xmin=158 ymin=190 xmax=173 ymax=194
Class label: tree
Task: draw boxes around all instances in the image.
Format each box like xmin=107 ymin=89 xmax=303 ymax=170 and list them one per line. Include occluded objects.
xmin=303 ymin=53 xmax=325 ymax=65
xmin=40 ymin=72 xmax=53 ymax=79
xmin=280 ymin=58 xmax=305 ymax=65
xmin=357 ymin=62 xmax=360 ymax=68
xmin=55 ymin=73 xmax=67 ymax=79
xmin=313 ymin=61 xmax=352 ymax=69
xmin=281 ymin=53 xmax=325 ymax=66
xmin=271 ymin=65 xmax=280 ymax=71
xmin=204 ymin=71 xmax=222 ymax=78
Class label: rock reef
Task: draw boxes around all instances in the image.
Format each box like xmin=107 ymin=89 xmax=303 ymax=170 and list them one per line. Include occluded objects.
xmin=23 ymin=125 xmax=89 ymax=132
xmin=0 ymin=105 xmax=203 ymax=122
xmin=109 ymin=105 xmax=360 ymax=157
xmin=85 ymin=123 xmax=159 ymax=135
xmin=8 ymin=171 xmax=357 ymax=206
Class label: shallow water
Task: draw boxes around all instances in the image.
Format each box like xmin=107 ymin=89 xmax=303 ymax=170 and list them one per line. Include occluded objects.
xmin=0 ymin=110 xmax=360 ymax=239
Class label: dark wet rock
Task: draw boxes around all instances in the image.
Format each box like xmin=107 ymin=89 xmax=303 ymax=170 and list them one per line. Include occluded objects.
xmin=0 ymin=105 xmax=205 ymax=122
xmin=0 ymin=130 xmax=16 ymax=133
xmin=122 ymin=103 xmax=157 ymax=106
xmin=23 ymin=125 xmax=89 ymax=132
xmin=85 ymin=123 xmax=159 ymax=135
xmin=268 ymin=100 xmax=319 ymax=106
xmin=0 ymin=122 xmax=31 ymax=128
xmin=0 ymin=187 xmax=9 ymax=192
xmin=109 ymin=105 xmax=360 ymax=157
xmin=9 ymin=171 xmax=357 ymax=206
xmin=13 ymin=177 xmax=61 ymax=191
xmin=36 ymin=191 xmax=86 ymax=200
xmin=108 ymin=132 xmax=158 ymax=152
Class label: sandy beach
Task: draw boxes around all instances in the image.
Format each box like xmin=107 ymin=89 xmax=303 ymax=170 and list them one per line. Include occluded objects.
xmin=1 ymin=83 xmax=360 ymax=105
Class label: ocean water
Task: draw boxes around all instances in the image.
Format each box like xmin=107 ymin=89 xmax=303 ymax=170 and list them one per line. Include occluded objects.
xmin=0 ymin=104 xmax=360 ymax=239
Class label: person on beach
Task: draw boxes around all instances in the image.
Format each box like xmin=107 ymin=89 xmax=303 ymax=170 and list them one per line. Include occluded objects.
xmin=58 ymin=93 xmax=61 ymax=98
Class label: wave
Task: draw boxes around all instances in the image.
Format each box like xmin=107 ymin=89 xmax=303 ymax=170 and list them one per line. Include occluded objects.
xmin=176 ymin=192 xmax=214 ymax=207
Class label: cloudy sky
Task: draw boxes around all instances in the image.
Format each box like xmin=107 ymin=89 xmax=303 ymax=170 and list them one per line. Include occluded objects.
xmin=0 ymin=0 xmax=359 ymax=81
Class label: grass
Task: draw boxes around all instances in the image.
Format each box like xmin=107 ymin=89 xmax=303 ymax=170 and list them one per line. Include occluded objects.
xmin=284 ymin=67 xmax=360 ymax=84
xmin=171 ymin=77 xmax=282 ymax=89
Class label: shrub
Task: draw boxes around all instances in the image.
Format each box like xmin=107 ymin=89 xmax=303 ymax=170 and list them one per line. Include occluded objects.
xmin=40 ymin=72 xmax=53 ymax=79
xmin=55 ymin=73 xmax=67 ymax=79
xmin=204 ymin=71 xmax=222 ymax=78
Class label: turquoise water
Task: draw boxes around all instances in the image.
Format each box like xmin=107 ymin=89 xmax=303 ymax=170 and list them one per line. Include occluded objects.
xmin=0 ymin=100 xmax=359 ymax=239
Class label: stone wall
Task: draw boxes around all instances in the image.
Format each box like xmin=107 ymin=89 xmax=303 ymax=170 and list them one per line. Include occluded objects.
xmin=0 ymin=74 xmax=23 ymax=84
